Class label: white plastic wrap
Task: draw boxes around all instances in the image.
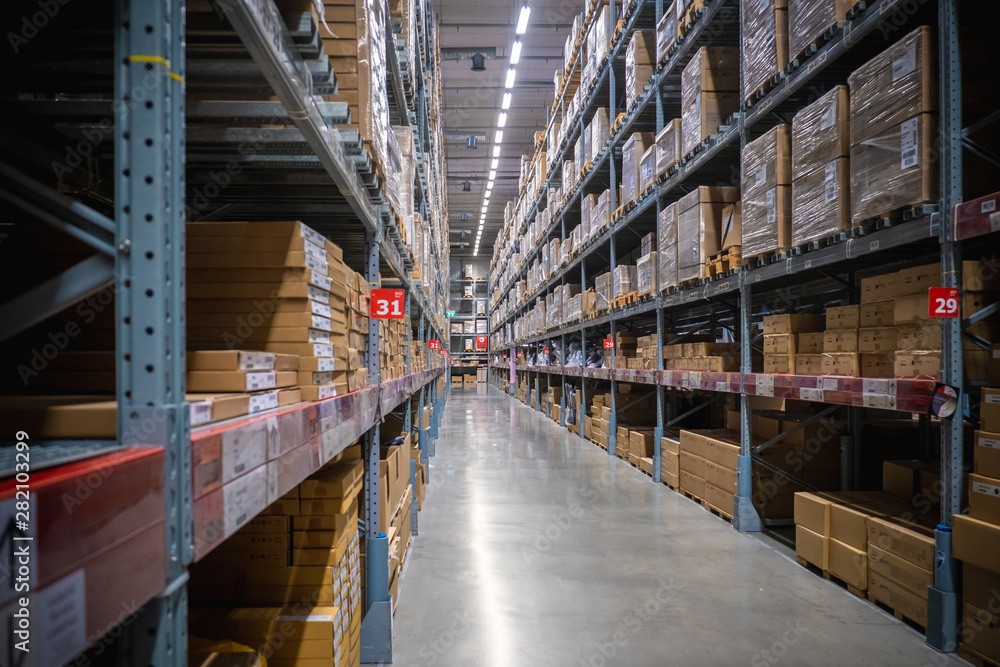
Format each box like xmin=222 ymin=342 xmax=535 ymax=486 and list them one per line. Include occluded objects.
xmin=592 ymin=190 xmax=611 ymax=233
xmin=789 ymin=0 xmax=851 ymax=61
xmin=625 ymin=31 xmax=656 ymax=109
xmin=595 ymin=271 xmax=612 ymax=310
xmin=681 ymin=47 xmax=740 ymax=155
xmin=655 ymin=118 xmax=682 ymax=177
xmin=741 ymin=124 xmax=792 ymax=258
xmin=792 ymin=86 xmax=849 ymax=180
xmin=591 ymin=108 xmax=610 ymax=161
xmin=621 ymin=133 xmax=654 ymax=205
xmin=639 ymin=145 xmax=656 ymax=194
xmin=740 ymin=0 xmax=788 ymax=100
xmin=677 ymin=187 xmax=739 ymax=282
xmin=656 ymin=4 xmax=678 ymax=64
xmin=658 ymin=202 xmax=678 ymax=290
xmin=637 ymin=252 xmax=657 ymax=294
xmin=613 ymin=264 xmax=637 ymax=298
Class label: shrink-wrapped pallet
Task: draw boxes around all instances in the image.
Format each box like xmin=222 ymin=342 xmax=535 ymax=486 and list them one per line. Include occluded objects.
xmin=791 ymin=86 xmax=850 ymax=246
xmin=677 ymin=187 xmax=739 ymax=282
xmin=740 ymin=0 xmax=788 ymax=101
xmin=637 ymin=252 xmax=657 ymax=295
xmin=592 ymin=190 xmax=611 ymax=232
xmin=622 ymin=133 xmax=655 ymax=206
xmin=788 ymin=0 xmax=854 ymax=62
xmin=655 ymin=118 xmax=682 ymax=178
xmin=613 ymin=265 xmax=638 ymax=299
xmin=658 ymin=202 xmax=679 ymax=290
xmin=681 ymin=47 xmax=740 ymax=155
xmin=656 ymin=4 xmax=678 ymax=64
xmin=625 ymin=31 xmax=656 ymax=109
xmin=741 ymin=124 xmax=792 ymax=259
xmin=595 ymin=272 xmax=612 ymax=311
xmin=591 ymin=108 xmax=610 ymax=161
xmin=639 ymin=145 xmax=656 ymax=194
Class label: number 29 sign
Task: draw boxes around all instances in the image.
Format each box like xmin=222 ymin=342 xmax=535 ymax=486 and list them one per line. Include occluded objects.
xmin=928 ymin=287 xmax=959 ymax=318
xmin=370 ymin=289 xmax=405 ymax=319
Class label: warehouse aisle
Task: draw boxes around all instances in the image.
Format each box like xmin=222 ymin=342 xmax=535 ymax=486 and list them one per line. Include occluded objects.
xmin=389 ymin=386 xmax=963 ymax=667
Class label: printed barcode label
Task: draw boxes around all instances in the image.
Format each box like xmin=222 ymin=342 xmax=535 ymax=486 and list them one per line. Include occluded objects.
xmin=892 ymin=44 xmax=916 ymax=82
xmin=972 ymin=481 xmax=1000 ymax=497
xmin=240 ymin=351 xmax=274 ymax=370
xmin=190 ymin=400 xmax=212 ymax=426
xmin=312 ymin=315 xmax=332 ymax=330
xmin=314 ymin=343 xmax=333 ymax=357
xmin=318 ymin=385 xmax=338 ymax=399
xmin=309 ymin=271 xmax=333 ymax=291
xmin=755 ymin=166 xmax=767 ymax=188
xmin=824 ymin=162 xmax=837 ymax=202
xmin=298 ymin=222 xmax=326 ymax=247
xmin=900 ymin=117 xmax=918 ymax=169
xmin=766 ymin=188 xmax=776 ymax=224
xmin=311 ymin=371 xmax=333 ymax=385
xmin=757 ymin=374 xmax=774 ymax=397
xmin=820 ymin=104 xmax=836 ymax=131
xmin=303 ymin=239 xmax=326 ymax=261
xmin=979 ymin=436 xmax=1000 ymax=450
xmin=307 ymin=329 xmax=331 ymax=344
xmin=822 ymin=378 xmax=839 ymax=391
xmin=307 ymin=285 xmax=329 ymax=303
xmin=716 ymin=381 xmax=727 ymax=392
xmin=799 ymin=388 xmax=824 ymax=401
xmin=981 ymin=199 xmax=997 ymax=214
xmin=246 ymin=371 xmax=276 ymax=391
xmin=986 ymin=393 xmax=1000 ymax=404
xmin=304 ymin=253 xmax=329 ymax=276
xmin=249 ymin=391 xmax=279 ymax=413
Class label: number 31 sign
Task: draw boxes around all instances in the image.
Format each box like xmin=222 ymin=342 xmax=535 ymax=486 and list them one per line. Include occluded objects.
xmin=928 ymin=287 xmax=959 ymax=318
xmin=370 ymin=289 xmax=405 ymax=319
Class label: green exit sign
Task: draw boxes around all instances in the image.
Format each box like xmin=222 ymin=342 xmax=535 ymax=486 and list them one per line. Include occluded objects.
xmin=447 ymin=311 xmax=456 ymax=317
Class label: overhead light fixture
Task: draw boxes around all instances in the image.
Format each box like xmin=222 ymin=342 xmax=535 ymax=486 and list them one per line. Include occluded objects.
xmin=498 ymin=112 xmax=507 ymax=128
xmin=467 ymin=136 xmax=478 ymax=149
xmin=510 ymin=41 xmax=523 ymax=65
xmin=492 ymin=145 xmax=501 ymax=157
xmin=505 ymin=68 xmax=516 ymax=89
xmin=489 ymin=169 xmax=496 ymax=180
xmin=462 ymin=181 xmax=471 ymax=192
xmin=461 ymin=213 xmax=469 ymax=221
xmin=471 ymin=52 xmax=486 ymax=71
xmin=482 ymin=205 xmax=488 ymax=213
xmin=495 ymin=130 xmax=503 ymax=143
xmin=516 ymin=5 xmax=530 ymax=34
xmin=502 ymin=92 xmax=512 ymax=110
xmin=491 ymin=158 xmax=499 ymax=169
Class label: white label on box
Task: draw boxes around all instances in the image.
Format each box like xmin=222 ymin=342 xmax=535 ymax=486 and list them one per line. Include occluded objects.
xmin=863 ymin=378 xmax=889 ymax=394
xmin=986 ymin=393 xmax=1000 ymax=404
xmin=822 ymin=378 xmax=839 ymax=391
xmin=246 ymin=371 xmax=277 ymax=391
xmin=979 ymin=436 xmax=1000 ymax=450
xmin=310 ymin=371 xmax=333 ymax=385
xmin=316 ymin=357 xmax=337 ymax=372
xmin=824 ymin=162 xmax=838 ymax=202
xmin=757 ymin=374 xmax=774 ymax=397
xmin=303 ymin=239 xmax=326 ymax=261
xmin=972 ymin=480 xmax=1000 ymax=497
xmin=240 ymin=351 xmax=275 ymax=370
xmin=311 ymin=300 xmax=332 ymax=318
xmin=309 ymin=271 xmax=333 ymax=291
xmin=312 ymin=315 xmax=332 ymax=331
xmin=222 ymin=422 xmax=268 ymax=481
xmin=224 ymin=466 xmax=268 ymax=535
xmin=304 ymin=253 xmax=329 ymax=276
xmin=318 ymin=385 xmax=338 ymax=400
xmin=307 ymin=285 xmax=329 ymax=303
xmin=313 ymin=343 xmax=334 ymax=357
xmin=36 ymin=570 xmax=86 ymax=667
xmin=799 ymin=388 xmax=824 ymax=401
xmin=276 ymin=614 xmax=334 ymax=622
xmin=991 ymin=212 xmax=1000 ymax=232
xmin=249 ymin=391 xmax=279 ymax=414
xmin=892 ymin=43 xmax=916 ymax=82
xmin=190 ymin=400 xmax=213 ymax=426
xmin=766 ymin=188 xmax=776 ymax=224
xmin=755 ymin=166 xmax=767 ymax=188
xmin=993 ymin=349 xmax=1000 ymax=359
xmin=981 ymin=199 xmax=997 ymax=214
xmin=820 ymin=104 xmax=836 ymax=131
xmin=307 ymin=329 xmax=331 ymax=344
xmin=900 ymin=117 xmax=918 ymax=169
xmin=298 ymin=222 xmax=326 ymax=247
xmin=690 ymin=372 xmax=702 ymax=385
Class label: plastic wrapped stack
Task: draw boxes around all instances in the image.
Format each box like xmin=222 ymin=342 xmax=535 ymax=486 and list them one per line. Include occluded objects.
xmin=658 ymin=202 xmax=679 ymax=291
xmin=625 ymin=31 xmax=656 ymax=109
xmin=590 ymin=108 xmax=610 ymax=161
xmin=595 ymin=272 xmax=612 ymax=311
xmin=788 ymin=0 xmax=854 ymax=63
xmin=655 ymin=119 xmax=682 ymax=179
xmin=849 ymin=26 xmax=939 ymax=224
xmin=792 ymin=86 xmax=851 ymax=247
xmin=639 ymin=145 xmax=656 ymax=193
xmin=656 ymin=2 xmax=678 ymax=65
xmin=677 ymin=187 xmax=739 ymax=283
xmin=740 ymin=0 xmax=788 ymax=101
xmin=592 ymin=190 xmax=611 ymax=233
xmin=741 ymin=124 xmax=792 ymax=261
xmin=636 ymin=252 xmax=657 ymax=295
xmin=613 ymin=264 xmax=638 ymax=299
xmin=622 ymin=133 xmax=655 ymax=206
xmin=682 ymin=47 xmax=740 ymax=155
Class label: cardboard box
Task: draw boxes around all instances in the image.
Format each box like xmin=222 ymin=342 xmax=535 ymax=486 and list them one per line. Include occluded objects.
xmin=825 ymin=305 xmax=859 ymax=330
xmin=795 ymin=524 xmax=828 ymax=570
xmin=893 ymin=350 xmax=940 ymax=378
xmin=868 ymin=570 xmax=927 ymax=626
xmin=970 ymin=473 xmax=1000 ymax=525
xmin=796 ymin=332 xmax=824 ymax=354
xmin=821 ymin=352 xmax=858 ymax=376
xmin=983 ymin=388 xmax=1000 ymax=433
xmin=823 ymin=329 xmax=858 ymax=353
xmin=679 ymin=430 xmax=705 ymax=458
xmin=860 ymin=353 xmax=894 ymax=378
xmin=679 ymin=450 xmax=706 ymax=478
xmin=704 ymin=460 xmax=738 ymax=492
xmin=794 ymin=492 xmax=831 ymax=535
xmin=676 ymin=186 xmax=740 ymax=283
xmin=763 ymin=334 xmax=796 ymax=355
xmin=763 ymin=354 xmax=795 ymax=374
xmin=792 ymin=86 xmax=850 ymax=179
xmin=860 ymin=301 xmax=895 ymax=327
xmin=829 ymin=502 xmax=869 ymax=551
xmin=828 ymin=538 xmax=868 ymax=590
xmin=679 ymin=469 xmax=706 ymax=498
xmin=703 ymin=482 xmax=734 ymax=515
xmin=964 ymin=563 xmax=1000 ymax=612
xmin=883 ymin=460 xmax=921 ymax=501
xmin=962 ymin=603 xmax=1000 ymax=662
xmin=867 ymin=517 xmax=935 ymax=570
xmin=954 ymin=514 xmax=1000 ymax=576
xmin=975 ymin=431 xmax=1000 ymax=479
xmin=763 ymin=313 xmax=825 ymax=335
xmin=794 ymin=353 xmax=823 ymax=375
xmin=858 ymin=327 xmax=897 ymax=354
xmin=868 ymin=544 xmax=933 ymax=596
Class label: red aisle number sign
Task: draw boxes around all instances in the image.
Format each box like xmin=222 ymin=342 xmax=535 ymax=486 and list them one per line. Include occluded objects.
xmin=476 ymin=336 xmax=488 ymax=349
xmin=542 ymin=348 xmax=549 ymax=355
xmin=603 ymin=339 xmax=615 ymax=350
xmin=928 ymin=287 xmax=959 ymax=318
xmin=370 ymin=289 xmax=405 ymax=319
xmin=428 ymin=339 xmax=440 ymax=350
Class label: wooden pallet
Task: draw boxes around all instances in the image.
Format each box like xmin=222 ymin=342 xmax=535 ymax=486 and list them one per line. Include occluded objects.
xmin=707 ymin=247 xmax=741 ymax=276
xmin=794 ymin=559 xmax=868 ymax=600
xmin=741 ymin=250 xmax=783 ymax=267
xmin=790 ymin=231 xmax=849 ymax=255
xmin=960 ymin=645 xmax=1000 ymax=667
xmin=854 ymin=203 xmax=940 ymax=231
xmin=663 ymin=481 xmax=679 ymax=492
xmin=702 ymin=501 xmax=733 ymax=523
xmin=610 ymin=291 xmax=639 ymax=310
xmin=681 ymin=489 xmax=702 ymax=504
xmin=866 ymin=595 xmax=927 ymax=635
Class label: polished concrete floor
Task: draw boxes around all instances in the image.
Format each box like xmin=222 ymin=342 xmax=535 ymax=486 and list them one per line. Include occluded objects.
xmin=388 ymin=385 xmax=965 ymax=667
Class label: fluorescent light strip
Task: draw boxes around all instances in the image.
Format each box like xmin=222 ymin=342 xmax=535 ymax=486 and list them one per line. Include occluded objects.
xmin=516 ymin=5 xmax=530 ymax=34
xmin=493 ymin=145 xmax=501 ymax=157
xmin=504 ymin=68 xmax=516 ymax=89
xmin=489 ymin=169 xmax=496 ymax=180
xmin=502 ymin=92 xmax=512 ymax=110
xmin=495 ymin=129 xmax=503 ymax=143
xmin=491 ymin=158 xmax=499 ymax=169
xmin=510 ymin=40 xmax=522 ymax=65
xmin=497 ymin=112 xmax=507 ymax=128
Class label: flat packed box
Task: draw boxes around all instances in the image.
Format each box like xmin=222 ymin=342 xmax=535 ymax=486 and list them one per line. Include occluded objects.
xmin=796 ymin=353 xmax=824 ymax=374
xmin=741 ymin=124 xmax=792 ymax=258
xmin=893 ymin=350 xmax=940 ymax=378
xmin=763 ymin=313 xmax=824 ymax=335
xmin=821 ymin=352 xmax=858 ymax=376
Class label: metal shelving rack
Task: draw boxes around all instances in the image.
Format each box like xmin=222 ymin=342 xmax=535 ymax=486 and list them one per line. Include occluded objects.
xmin=0 ymin=0 xmax=450 ymax=663
xmin=449 ymin=262 xmax=490 ymax=372
xmin=488 ymin=0 xmax=997 ymax=653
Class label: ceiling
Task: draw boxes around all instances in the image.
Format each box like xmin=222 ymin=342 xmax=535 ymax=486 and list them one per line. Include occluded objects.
xmin=434 ymin=0 xmax=576 ymax=257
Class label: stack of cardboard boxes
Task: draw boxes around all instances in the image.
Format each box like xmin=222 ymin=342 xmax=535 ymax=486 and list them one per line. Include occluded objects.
xmin=676 ymin=186 xmax=740 ymax=283
xmin=762 ymin=313 xmax=825 ymax=375
xmin=663 ymin=341 xmax=738 ymax=372
xmin=681 ymin=47 xmax=739 ymax=157
xmin=186 ymin=221 xmax=351 ymax=402
xmin=740 ymin=0 xmax=788 ymax=102
xmin=187 ymin=350 xmax=301 ymax=426
xmin=741 ymin=124 xmax=792 ymax=262
xmin=658 ymin=202 xmax=679 ymax=292
xmin=625 ymin=31 xmax=656 ymax=110
xmin=628 ymin=334 xmax=659 ymax=370
xmin=378 ymin=318 xmax=407 ymax=380
xmin=954 ymin=388 xmax=1000 ymax=664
